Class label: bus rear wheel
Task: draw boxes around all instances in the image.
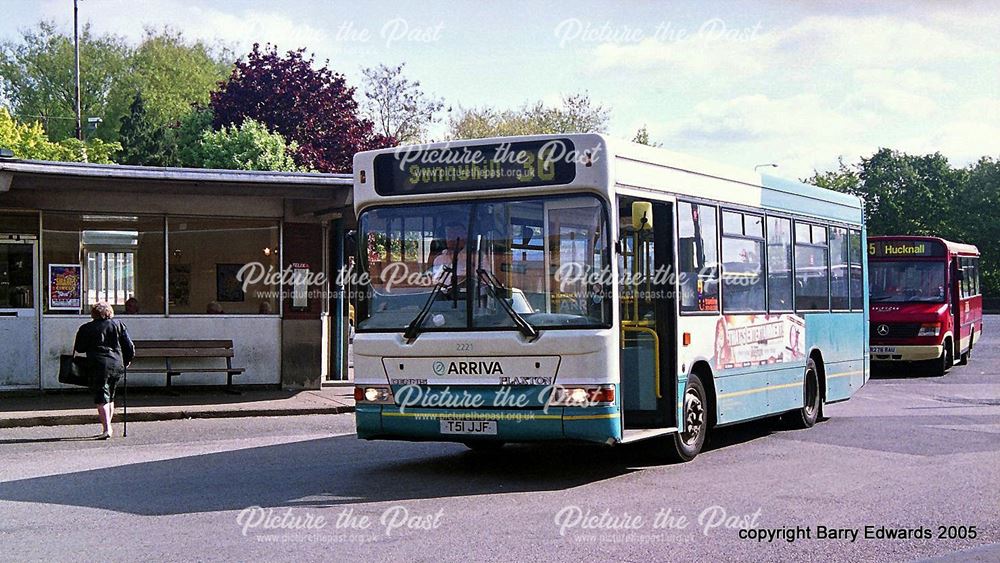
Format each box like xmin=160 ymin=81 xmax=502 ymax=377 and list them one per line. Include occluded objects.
xmin=786 ymin=358 xmax=821 ymax=429
xmin=958 ymin=331 xmax=972 ymax=365
xmin=667 ymin=373 xmax=708 ymax=462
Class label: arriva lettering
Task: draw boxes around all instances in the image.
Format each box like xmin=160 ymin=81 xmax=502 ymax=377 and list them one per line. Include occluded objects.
xmin=447 ymin=361 xmax=504 ymax=375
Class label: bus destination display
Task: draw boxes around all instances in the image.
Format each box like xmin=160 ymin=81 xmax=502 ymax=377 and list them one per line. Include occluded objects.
xmin=373 ymin=138 xmax=578 ymax=195
xmin=868 ymin=239 xmax=945 ymax=257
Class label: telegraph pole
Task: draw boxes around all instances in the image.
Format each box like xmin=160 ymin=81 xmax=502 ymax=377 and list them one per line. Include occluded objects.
xmin=73 ymin=0 xmax=82 ymax=140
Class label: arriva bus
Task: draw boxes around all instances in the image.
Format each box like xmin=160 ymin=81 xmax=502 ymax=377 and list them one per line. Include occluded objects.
xmin=868 ymin=236 xmax=983 ymax=376
xmin=351 ymin=134 xmax=869 ymax=461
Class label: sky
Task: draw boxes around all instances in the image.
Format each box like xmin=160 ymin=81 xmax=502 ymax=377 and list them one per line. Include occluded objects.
xmin=1 ymin=0 xmax=998 ymax=178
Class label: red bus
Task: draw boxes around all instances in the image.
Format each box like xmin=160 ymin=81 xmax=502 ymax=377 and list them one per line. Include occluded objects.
xmin=868 ymin=236 xmax=983 ymax=375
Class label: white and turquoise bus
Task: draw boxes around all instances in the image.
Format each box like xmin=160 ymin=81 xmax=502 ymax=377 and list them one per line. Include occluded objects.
xmin=351 ymin=134 xmax=868 ymax=461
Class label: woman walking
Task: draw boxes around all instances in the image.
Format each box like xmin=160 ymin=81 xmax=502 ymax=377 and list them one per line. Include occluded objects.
xmin=74 ymin=302 xmax=135 ymax=439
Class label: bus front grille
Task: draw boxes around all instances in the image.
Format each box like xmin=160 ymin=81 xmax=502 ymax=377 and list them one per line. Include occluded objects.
xmin=870 ymin=322 xmax=922 ymax=339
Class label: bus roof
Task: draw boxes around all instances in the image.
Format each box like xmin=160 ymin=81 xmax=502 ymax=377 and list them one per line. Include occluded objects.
xmin=354 ymin=133 xmax=865 ymax=225
xmin=605 ymin=135 xmax=864 ymax=225
xmin=869 ymin=235 xmax=980 ymax=256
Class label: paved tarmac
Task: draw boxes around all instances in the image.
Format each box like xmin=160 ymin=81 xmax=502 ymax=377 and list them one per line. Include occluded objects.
xmin=0 ymin=324 xmax=997 ymax=562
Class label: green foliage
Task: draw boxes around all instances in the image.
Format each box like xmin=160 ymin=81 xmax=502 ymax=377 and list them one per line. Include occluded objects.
xmin=0 ymin=22 xmax=230 ymax=144
xmin=184 ymin=118 xmax=302 ymax=171
xmin=955 ymin=157 xmax=1000 ymax=296
xmin=105 ymin=28 xmax=232 ymax=138
xmin=117 ymin=91 xmax=169 ymax=165
xmin=806 ymin=150 xmax=999 ymax=297
xmin=632 ymin=125 xmax=661 ymax=147
xmin=0 ymin=107 xmax=119 ymax=163
xmin=0 ymin=21 xmax=131 ymax=141
xmin=54 ymin=137 xmax=120 ymax=164
xmin=448 ymin=93 xmax=609 ymax=139
xmin=170 ymin=106 xmax=215 ymax=167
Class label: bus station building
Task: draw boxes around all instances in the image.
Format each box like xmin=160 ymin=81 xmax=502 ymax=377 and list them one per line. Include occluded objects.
xmin=0 ymin=158 xmax=354 ymax=392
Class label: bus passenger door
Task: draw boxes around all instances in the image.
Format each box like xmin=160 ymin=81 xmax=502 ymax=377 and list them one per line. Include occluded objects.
xmin=619 ymin=198 xmax=677 ymax=429
xmin=952 ymin=257 xmax=967 ymax=357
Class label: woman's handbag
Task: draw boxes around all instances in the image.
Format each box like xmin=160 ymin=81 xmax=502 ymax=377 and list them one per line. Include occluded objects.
xmin=58 ymin=354 xmax=90 ymax=387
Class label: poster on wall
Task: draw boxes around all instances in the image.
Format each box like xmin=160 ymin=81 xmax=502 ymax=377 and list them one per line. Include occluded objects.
xmin=169 ymin=263 xmax=191 ymax=307
xmin=49 ymin=264 xmax=82 ymax=311
xmin=712 ymin=314 xmax=806 ymax=370
xmin=216 ymin=263 xmax=245 ymax=302
xmin=291 ymin=262 xmax=309 ymax=309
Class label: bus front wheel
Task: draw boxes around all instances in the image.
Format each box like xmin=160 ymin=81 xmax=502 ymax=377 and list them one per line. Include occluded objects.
xmin=668 ymin=373 xmax=708 ymax=462
xmin=929 ymin=338 xmax=952 ymax=377
xmin=786 ymin=358 xmax=821 ymax=429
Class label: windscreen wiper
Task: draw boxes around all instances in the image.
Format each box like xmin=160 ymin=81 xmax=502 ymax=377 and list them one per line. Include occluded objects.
xmin=476 ymin=268 xmax=539 ymax=341
xmin=403 ymin=266 xmax=454 ymax=342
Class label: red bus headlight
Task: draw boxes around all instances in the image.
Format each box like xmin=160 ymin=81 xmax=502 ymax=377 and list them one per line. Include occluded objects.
xmin=917 ymin=323 xmax=941 ymax=337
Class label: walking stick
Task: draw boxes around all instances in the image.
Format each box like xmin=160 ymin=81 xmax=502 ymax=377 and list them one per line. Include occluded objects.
xmin=123 ymin=366 xmax=128 ymax=438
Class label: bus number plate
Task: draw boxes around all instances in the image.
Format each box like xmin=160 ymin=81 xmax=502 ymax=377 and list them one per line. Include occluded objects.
xmin=440 ymin=420 xmax=497 ymax=435
xmin=870 ymin=346 xmax=897 ymax=354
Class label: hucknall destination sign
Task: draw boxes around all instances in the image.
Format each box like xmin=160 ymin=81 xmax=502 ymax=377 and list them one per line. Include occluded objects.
xmin=868 ymin=239 xmax=946 ymax=258
xmin=373 ymin=138 xmax=579 ymax=195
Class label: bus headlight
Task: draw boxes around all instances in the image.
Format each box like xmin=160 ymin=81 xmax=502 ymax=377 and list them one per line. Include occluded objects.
xmin=549 ymin=385 xmax=616 ymax=407
xmin=917 ymin=323 xmax=941 ymax=337
xmin=355 ymin=385 xmax=394 ymax=404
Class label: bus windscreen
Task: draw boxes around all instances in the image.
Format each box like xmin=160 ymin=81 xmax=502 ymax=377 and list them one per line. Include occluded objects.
xmin=870 ymin=261 xmax=946 ymax=303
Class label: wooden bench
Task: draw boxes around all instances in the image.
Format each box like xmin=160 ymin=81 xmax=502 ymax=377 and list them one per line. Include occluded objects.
xmin=130 ymin=340 xmax=246 ymax=394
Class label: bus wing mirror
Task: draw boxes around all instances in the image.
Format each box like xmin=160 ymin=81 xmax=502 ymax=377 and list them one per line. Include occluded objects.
xmin=956 ymin=269 xmax=965 ymax=281
xmin=631 ymin=201 xmax=653 ymax=231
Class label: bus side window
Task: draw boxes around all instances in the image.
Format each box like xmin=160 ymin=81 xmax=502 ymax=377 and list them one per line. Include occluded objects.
xmin=830 ymin=227 xmax=849 ymax=310
xmin=848 ymin=229 xmax=864 ymax=311
xmin=767 ymin=216 xmax=793 ymax=312
xmin=973 ymin=257 xmax=981 ymax=295
xmin=678 ymin=201 xmax=719 ymax=313
xmin=721 ymin=211 xmax=765 ymax=313
xmin=794 ymin=221 xmax=830 ymax=311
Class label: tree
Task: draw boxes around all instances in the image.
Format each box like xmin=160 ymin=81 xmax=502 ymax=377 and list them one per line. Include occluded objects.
xmin=0 ymin=107 xmax=119 ymax=163
xmin=632 ymin=125 xmax=661 ymax=147
xmin=361 ymin=63 xmax=444 ymax=144
xmin=184 ymin=118 xmax=301 ymax=171
xmin=0 ymin=21 xmax=131 ymax=141
xmin=806 ymin=157 xmax=861 ymax=195
xmin=105 ymin=27 xmax=232 ymax=138
xmin=807 ymin=150 xmax=998 ymax=298
xmin=954 ymin=157 xmax=1000 ymax=296
xmin=210 ymin=44 xmax=391 ymax=173
xmin=170 ymin=105 xmax=215 ymax=168
xmin=805 ymin=149 xmax=964 ymax=238
xmin=448 ymin=93 xmax=610 ymax=139
xmin=117 ymin=92 xmax=168 ymax=165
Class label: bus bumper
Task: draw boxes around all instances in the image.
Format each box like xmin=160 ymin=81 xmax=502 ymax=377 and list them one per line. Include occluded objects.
xmin=869 ymin=344 xmax=942 ymax=362
xmin=355 ymin=404 xmax=621 ymax=444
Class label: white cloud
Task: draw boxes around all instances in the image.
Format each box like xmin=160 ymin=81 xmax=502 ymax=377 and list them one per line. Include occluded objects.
xmin=646 ymin=93 xmax=883 ymax=177
xmin=896 ymin=98 xmax=1000 ymax=164
xmin=599 ymin=11 xmax=997 ymax=176
xmin=660 ymin=94 xmax=863 ymax=143
xmin=38 ymin=0 xmax=335 ymax=58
